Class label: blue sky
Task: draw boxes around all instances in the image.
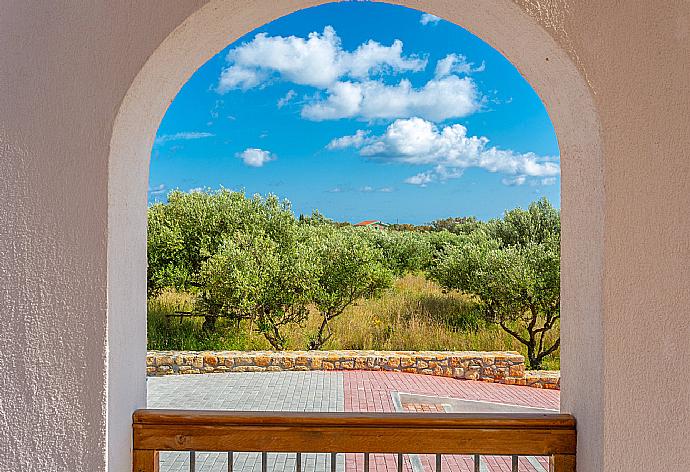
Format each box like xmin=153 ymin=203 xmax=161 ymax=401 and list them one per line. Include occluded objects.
xmin=150 ymin=2 xmax=560 ymax=224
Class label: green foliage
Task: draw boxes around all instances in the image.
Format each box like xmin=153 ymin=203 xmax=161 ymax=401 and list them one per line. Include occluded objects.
xmin=306 ymin=226 xmax=394 ymax=349
xmin=298 ymin=209 xmax=335 ymax=226
xmin=199 ymin=231 xmax=318 ymax=350
xmin=148 ymin=189 xmax=314 ymax=348
xmin=147 ymin=189 xmax=295 ymax=295
xmin=147 ymin=293 xmax=264 ymax=351
xmin=148 ymin=189 xmax=397 ymax=350
xmin=431 ymin=216 xmax=486 ymax=235
xmin=430 ymin=201 xmax=560 ymax=369
xmin=490 ymin=197 xmax=560 ymax=247
xmin=147 ymin=189 xmax=560 ymax=365
xmin=147 ymin=275 xmax=557 ymax=367
xmin=358 ymin=229 xmax=434 ymax=276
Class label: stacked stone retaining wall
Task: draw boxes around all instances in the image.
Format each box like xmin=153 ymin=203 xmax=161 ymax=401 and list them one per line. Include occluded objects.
xmin=147 ymin=350 xmax=560 ymax=390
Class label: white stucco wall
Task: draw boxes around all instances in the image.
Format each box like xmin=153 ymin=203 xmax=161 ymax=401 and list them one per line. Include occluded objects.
xmin=1 ymin=1 xmax=688 ymax=471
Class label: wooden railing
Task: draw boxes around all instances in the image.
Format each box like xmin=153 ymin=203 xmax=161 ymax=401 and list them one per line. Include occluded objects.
xmin=133 ymin=409 xmax=576 ymax=472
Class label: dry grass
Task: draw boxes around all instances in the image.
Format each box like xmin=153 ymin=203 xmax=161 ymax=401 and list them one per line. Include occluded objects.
xmin=147 ymin=274 xmax=560 ymax=369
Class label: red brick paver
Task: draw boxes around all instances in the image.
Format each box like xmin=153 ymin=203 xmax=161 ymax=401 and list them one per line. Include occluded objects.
xmin=342 ymin=371 xmax=559 ymax=472
xmin=343 ymin=370 xmax=559 ymax=412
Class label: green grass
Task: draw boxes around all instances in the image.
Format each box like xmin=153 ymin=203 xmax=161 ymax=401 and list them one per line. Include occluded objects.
xmin=147 ymin=292 xmax=265 ymax=351
xmin=147 ymin=275 xmax=560 ymax=369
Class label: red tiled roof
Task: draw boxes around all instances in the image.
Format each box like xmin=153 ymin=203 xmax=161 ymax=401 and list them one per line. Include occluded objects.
xmin=354 ymin=220 xmax=381 ymax=226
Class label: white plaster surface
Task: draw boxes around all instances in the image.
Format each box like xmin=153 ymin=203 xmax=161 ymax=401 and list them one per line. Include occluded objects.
xmin=1 ymin=1 xmax=689 ymax=471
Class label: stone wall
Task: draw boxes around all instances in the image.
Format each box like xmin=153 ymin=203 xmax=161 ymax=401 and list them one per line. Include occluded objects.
xmin=524 ymin=371 xmax=561 ymax=389
xmin=147 ymin=350 xmax=560 ymax=390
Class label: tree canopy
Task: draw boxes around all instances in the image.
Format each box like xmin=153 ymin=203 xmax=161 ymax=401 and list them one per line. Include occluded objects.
xmin=430 ymin=199 xmax=560 ymax=369
xmin=148 ymin=190 xmax=561 ymax=365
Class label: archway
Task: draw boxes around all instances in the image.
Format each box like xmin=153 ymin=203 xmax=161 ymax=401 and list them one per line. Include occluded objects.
xmin=108 ymin=1 xmax=602 ymax=470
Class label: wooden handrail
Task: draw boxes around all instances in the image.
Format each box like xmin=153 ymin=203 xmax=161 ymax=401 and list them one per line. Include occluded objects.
xmin=133 ymin=409 xmax=576 ymax=471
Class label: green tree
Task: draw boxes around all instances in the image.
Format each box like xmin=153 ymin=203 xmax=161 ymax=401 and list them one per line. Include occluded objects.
xmin=431 ymin=216 xmax=485 ymax=235
xmin=307 ymin=227 xmax=394 ymax=349
xmin=148 ymin=189 xmax=300 ymax=333
xmin=359 ymin=229 xmax=434 ymax=276
xmin=430 ymin=199 xmax=560 ymax=369
xmin=490 ymin=197 xmax=560 ymax=247
xmin=147 ymin=189 xmax=299 ymax=293
xmin=198 ymin=230 xmax=318 ymax=350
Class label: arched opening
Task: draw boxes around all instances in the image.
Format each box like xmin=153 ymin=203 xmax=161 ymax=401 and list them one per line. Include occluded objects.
xmin=109 ymin=1 xmax=602 ymax=470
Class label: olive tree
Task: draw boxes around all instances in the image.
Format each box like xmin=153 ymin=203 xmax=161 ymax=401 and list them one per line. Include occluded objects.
xmin=148 ymin=189 xmax=303 ymax=336
xmin=359 ymin=229 xmax=434 ymax=276
xmin=430 ymin=199 xmax=561 ymax=369
xmin=431 ymin=234 xmax=559 ymax=369
xmin=490 ymin=197 xmax=560 ymax=247
xmin=431 ymin=216 xmax=485 ymax=235
xmin=198 ymin=230 xmax=318 ymax=350
xmin=147 ymin=189 xmax=290 ymax=295
xmin=307 ymin=227 xmax=393 ymax=349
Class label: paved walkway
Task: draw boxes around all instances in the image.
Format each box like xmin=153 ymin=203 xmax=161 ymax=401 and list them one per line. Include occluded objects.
xmin=147 ymin=371 xmax=559 ymax=472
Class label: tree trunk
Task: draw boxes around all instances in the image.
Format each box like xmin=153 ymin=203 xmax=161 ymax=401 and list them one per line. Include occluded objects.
xmin=202 ymin=315 xmax=217 ymax=332
xmin=309 ymin=314 xmax=331 ymax=350
xmin=527 ymin=345 xmax=543 ymax=370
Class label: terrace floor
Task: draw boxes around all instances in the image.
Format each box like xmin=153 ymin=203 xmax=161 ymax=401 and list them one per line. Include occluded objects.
xmin=147 ymin=371 xmax=560 ymax=472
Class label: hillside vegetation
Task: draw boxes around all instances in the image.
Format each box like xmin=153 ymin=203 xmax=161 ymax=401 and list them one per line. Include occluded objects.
xmin=147 ymin=190 xmax=560 ymax=369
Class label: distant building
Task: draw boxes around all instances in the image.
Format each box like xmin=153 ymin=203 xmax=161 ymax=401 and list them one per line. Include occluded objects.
xmin=354 ymin=219 xmax=388 ymax=230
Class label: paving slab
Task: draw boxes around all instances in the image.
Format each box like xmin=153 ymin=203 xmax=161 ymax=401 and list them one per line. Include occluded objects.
xmin=147 ymin=370 xmax=560 ymax=472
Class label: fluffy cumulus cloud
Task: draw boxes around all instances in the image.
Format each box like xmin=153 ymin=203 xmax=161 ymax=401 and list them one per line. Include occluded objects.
xmin=217 ymin=27 xmax=483 ymax=122
xmin=404 ymin=171 xmax=435 ymax=187
xmin=434 ymin=54 xmax=484 ymax=77
xmin=327 ymin=117 xmax=560 ymax=185
xmin=301 ymin=74 xmax=480 ymax=122
xmin=236 ymin=148 xmax=276 ymax=167
xmin=419 ymin=13 xmax=441 ymax=25
xmin=218 ymin=26 xmax=425 ymax=91
xmin=326 ymin=129 xmax=370 ymax=150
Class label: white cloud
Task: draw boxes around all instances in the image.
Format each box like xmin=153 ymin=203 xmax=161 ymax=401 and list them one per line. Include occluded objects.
xmin=346 ymin=38 xmax=426 ymax=79
xmin=218 ymin=26 xmax=425 ymax=92
xmin=209 ymin=99 xmax=224 ymax=121
xmin=303 ymin=75 xmax=480 ymax=122
xmin=405 ymin=171 xmax=435 ymax=186
xmin=327 ymin=129 xmax=371 ymax=150
xmin=326 ymin=185 xmax=394 ymax=193
xmin=277 ymin=90 xmax=296 ymax=108
xmin=329 ymin=117 xmax=560 ymax=184
xmin=154 ymin=132 xmax=214 ymax=145
xmin=236 ymin=148 xmax=276 ymax=167
xmin=420 ymin=13 xmax=441 ymax=25
xmin=303 ymin=81 xmax=364 ymax=120
xmin=216 ymin=26 xmax=488 ymax=123
xmin=218 ymin=65 xmax=267 ymax=91
xmin=502 ymin=175 xmax=560 ymax=186
xmin=434 ymin=54 xmax=484 ymax=77
xmin=501 ymin=175 xmax=527 ymax=186
xmin=148 ymin=184 xmax=167 ymax=195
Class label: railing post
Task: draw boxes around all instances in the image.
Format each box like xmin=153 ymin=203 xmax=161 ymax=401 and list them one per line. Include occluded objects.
xmin=133 ymin=449 xmax=159 ymax=472
xmin=549 ymin=454 xmax=576 ymax=472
